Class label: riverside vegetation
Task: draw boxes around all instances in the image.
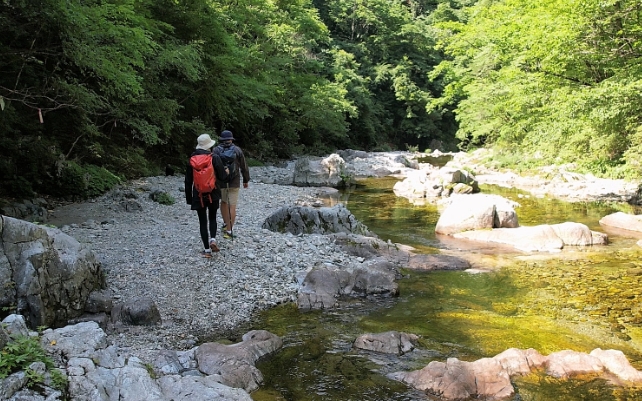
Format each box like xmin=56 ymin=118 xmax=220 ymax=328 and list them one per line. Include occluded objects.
xmin=2 ymin=0 xmax=642 ymax=202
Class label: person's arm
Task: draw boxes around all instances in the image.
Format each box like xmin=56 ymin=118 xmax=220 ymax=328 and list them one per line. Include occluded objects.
xmin=237 ymin=149 xmax=250 ymax=187
xmin=213 ymin=154 xmax=229 ymax=184
xmin=184 ymin=161 xmax=193 ymax=204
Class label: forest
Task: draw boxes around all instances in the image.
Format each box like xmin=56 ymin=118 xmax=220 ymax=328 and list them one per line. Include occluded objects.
xmin=1 ymin=0 xmax=640 ymax=200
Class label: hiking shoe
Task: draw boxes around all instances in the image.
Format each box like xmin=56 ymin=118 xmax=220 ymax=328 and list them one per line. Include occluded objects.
xmin=209 ymin=239 xmax=220 ymax=252
xmin=223 ymin=230 xmax=234 ymax=239
xmin=201 ymin=250 xmax=212 ymax=258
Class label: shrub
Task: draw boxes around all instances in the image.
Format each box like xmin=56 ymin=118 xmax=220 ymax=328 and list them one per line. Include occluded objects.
xmin=83 ymin=165 xmax=122 ymax=198
xmin=1 ymin=176 xmax=35 ymax=199
xmin=104 ymin=147 xmax=159 ymax=179
xmin=0 ymin=334 xmax=67 ymax=391
xmin=153 ymin=192 xmax=175 ymax=205
xmin=246 ymin=158 xmax=264 ymax=167
xmin=51 ymin=161 xmax=121 ymax=199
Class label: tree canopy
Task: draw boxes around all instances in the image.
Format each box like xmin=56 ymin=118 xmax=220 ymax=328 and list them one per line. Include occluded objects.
xmin=430 ymin=0 xmax=642 ymax=177
xmin=1 ymin=0 xmax=641 ymax=200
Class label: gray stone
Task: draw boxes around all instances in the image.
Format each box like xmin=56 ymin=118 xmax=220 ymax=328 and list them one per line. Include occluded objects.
xmin=84 ymin=290 xmax=114 ymax=314
xmin=292 ymin=154 xmax=345 ymax=187
xmin=262 ymin=205 xmax=372 ymax=236
xmin=352 ymin=261 xmax=398 ymax=296
xmin=67 ymin=312 xmax=110 ymax=330
xmin=0 ymin=216 xmax=104 ymax=329
xmin=117 ymin=199 xmax=143 ymax=212
xmin=195 ymin=330 xmax=283 ymax=392
xmin=157 ymin=375 xmax=253 ymax=401
xmin=111 ymin=297 xmax=161 ymax=326
xmin=297 ymin=264 xmax=353 ymax=310
xmin=2 ymin=314 xmax=29 ymax=338
xmin=406 ymin=254 xmax=471 ymax=271
xmin=354 ymin=331 xmax=419 ymax=355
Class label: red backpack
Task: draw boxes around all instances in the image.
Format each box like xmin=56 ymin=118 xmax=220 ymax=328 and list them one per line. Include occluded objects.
xmin=189 ymin=154 xmax=216 ymax=206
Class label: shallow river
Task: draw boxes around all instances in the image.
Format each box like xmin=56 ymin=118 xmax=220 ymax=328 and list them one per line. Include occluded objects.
xmin=250 ymin=178 xmax=642 ymax=401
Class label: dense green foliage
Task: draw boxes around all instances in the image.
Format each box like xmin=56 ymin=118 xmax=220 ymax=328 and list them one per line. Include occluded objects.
xmin=0 ymin=0 xmax=460 ymax=199
xmin=1 ymin=0 xmax=641 ymax=199
xmin=430 ymin=0 xmax=642 ymax=178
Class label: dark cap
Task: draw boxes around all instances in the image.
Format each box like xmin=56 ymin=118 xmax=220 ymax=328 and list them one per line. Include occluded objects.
xmin=219 ymin=130 xmax=235 ymax=141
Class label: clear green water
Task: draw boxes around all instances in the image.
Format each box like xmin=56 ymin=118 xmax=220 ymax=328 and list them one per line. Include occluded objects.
xmin=250 ymin=179 xmax=642 ymax=401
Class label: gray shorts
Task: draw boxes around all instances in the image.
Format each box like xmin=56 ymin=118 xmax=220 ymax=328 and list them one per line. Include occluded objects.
xmin=220 ymin=187 xmax=240 ymax=205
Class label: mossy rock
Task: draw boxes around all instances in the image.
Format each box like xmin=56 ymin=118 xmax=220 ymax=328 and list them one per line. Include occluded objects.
xmin=52 ymin=162 xmax=121 ymax=199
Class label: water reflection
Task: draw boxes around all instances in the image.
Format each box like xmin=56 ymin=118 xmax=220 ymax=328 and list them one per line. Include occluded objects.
xmin=251 ymin=179 xmax=642 ymax=401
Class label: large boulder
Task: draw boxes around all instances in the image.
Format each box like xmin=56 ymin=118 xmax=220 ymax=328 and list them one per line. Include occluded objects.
xmin=599 ymin=212 xmax=642 ymax=233
xmin=297 ymin=260 xmax=399 ymax=310
xmin=292 ymin=154 xmax=345 ymax=187
xmin=296 ymin=264 xmax=353 ymax=310
xmin=262 ymin=205 xmax=372 ymax=236
xmin=435 ymin=194 xmax=519 ymax=235
xmin=330 ymin=233 xmax=412 ymax=264
xmin=195 ymin=330 xmax=283 ymax=392
xmin=453 ymin=223 xmax=607 ymax=252
xmin=0 ymin=215 xmax=104 ymax=329
xmin=393 ymin=167 xmax=480 ymax=205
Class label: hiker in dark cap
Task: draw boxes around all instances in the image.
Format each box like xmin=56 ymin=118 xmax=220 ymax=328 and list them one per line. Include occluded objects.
xmin=213 ymin=130 xmax=250 ymax=239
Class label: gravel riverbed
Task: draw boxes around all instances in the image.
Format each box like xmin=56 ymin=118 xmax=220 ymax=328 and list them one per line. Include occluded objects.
xmin=49 ymin=169 xmax=358 ymax=357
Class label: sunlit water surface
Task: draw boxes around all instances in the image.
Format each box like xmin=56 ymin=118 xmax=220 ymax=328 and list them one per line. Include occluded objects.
xmin=249 ymin=178 xmax=642 ymax=401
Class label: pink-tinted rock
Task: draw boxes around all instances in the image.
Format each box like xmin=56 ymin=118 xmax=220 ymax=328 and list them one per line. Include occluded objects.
xmin=599 ymin=212 xmax=642 ymax=233
xmin=493 ymin=348 xmax=546 ymax=376
xmin=590 ymin=348 xmax=642 ymax=383
xmin=546 ymin=350 xmax=604 ymax=378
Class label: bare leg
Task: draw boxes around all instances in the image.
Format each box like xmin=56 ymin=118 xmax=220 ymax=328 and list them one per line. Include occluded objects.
xmin=229 ymin=205 xmax=237 ymax=230
xmin=220 ymin=201 xmax=231 ymax=228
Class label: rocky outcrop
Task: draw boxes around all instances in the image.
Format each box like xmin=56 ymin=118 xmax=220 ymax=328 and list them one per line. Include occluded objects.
xmin=0 ymin=198 xmax=49 ymax=223
xmin=292 ymin=154 xmax=346 ymax=187
xmin=330 ymin=233 xmax=412 ymax=264
xmin=599 ymin=212 xmax=642 ymax=233
xmin=1 ymin=317 xmax=280 ymax=401
xmin=251 ymin=151 xmax=421 ymax=186
xmin=339 ymin=150 xmax=417 ymax=178
xmin=453 ymin=222 xmax=608 ymax=252
xmin=448 ymin=149 xmax=642 ymax=204
xmin=0 ymin=215 xmax=104 ymax=329
xmin=390 ymin=347 xmax=642 ymax=400
xmin=435 ymin=194 xmax=519 ymax=235
xmin=262 ymin=204 xmax=373 ymax=236
xmin=393 ymin=167 xmax=480 ymax=205
xmin=297 ymin=260 xmax=399 ymax=310
xmin=195 ymin=330 xmax=283 ymax=392
xmin=330 ymin=233 xmax=471 ymax=271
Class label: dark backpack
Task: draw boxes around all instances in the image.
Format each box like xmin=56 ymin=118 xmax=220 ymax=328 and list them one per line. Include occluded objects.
xmin=218 ymin=145 xmax=237 ymax=183
xmin=189 ymin=154 xmax=216 ymax=206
